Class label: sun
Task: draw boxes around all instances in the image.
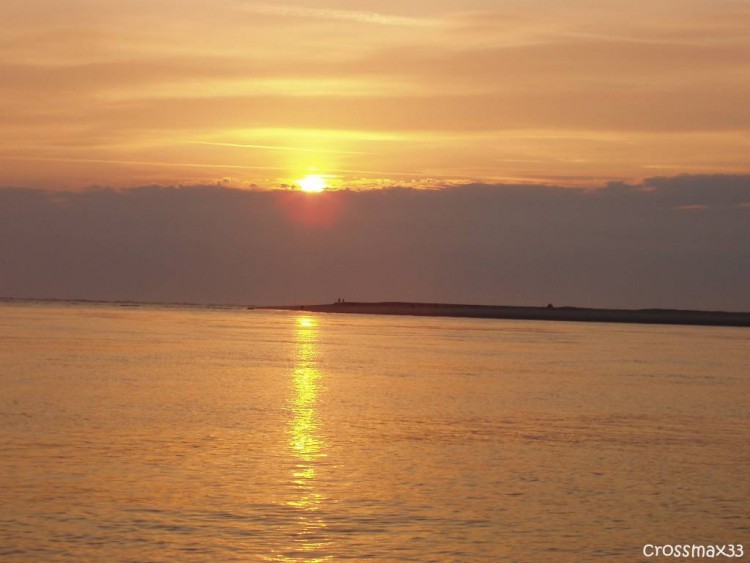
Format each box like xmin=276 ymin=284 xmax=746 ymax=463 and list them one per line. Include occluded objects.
xmin=297 ymin=174 xmax=328 ymax=193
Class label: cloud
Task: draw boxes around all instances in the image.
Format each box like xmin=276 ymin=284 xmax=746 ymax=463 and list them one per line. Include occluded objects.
xmin=641 ymin=174 xmax=750 ymax=206
xmin=0 ymin=0 xmax=748 ymax=188
xmin=241 ymin=2 xmax=435 ymax=27
xmin=0 ymin=155 xmax=285 ymax=172
xmin=186 ymin=141 xmax=374 ymax=156
xmin=1 ymin=175 xmax=748 ymax=311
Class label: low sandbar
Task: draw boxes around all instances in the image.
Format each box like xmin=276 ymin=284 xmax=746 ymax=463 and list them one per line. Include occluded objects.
xmin=264 ymin=301 xmax=750 ymax=328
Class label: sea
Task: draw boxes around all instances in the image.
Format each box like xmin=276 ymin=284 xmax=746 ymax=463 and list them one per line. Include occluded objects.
xmin=0 ymin=301 xmax=748 ymax=561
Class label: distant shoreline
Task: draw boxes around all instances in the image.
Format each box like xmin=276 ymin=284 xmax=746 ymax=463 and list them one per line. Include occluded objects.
xmin=264 ymin=301 xmax=750 ymax=328
xmin=3 ymin=297 xmax=749 ymax=327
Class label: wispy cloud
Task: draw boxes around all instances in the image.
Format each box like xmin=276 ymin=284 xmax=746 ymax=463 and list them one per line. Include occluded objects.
xmin=0 ymin=155 xmax=285 ymax=172
xmin=0 ymin=155 xmax=437 ymax=182
xmin=187 ymin=141 xmax=374 ymax=155
xmin=241 ymin=2 xmax=435 ymax=27
xmin=1 ymin=0 xmax=748 ymax=189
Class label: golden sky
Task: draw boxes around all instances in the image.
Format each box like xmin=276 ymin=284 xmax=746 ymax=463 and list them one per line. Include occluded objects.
xmin=2 ymin=0 xmax=749 ymax=189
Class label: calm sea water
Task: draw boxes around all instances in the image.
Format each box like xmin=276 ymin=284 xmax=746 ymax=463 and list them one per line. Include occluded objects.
xmin=0 ymin=302 xmax=747 ymax=561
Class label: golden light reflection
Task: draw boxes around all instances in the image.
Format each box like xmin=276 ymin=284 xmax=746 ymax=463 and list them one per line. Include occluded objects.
xmin=279 ymin=314 xmax=331 ymax=562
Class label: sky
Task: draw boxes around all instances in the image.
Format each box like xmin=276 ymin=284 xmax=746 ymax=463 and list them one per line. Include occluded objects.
xmin=2 ymin=0 xmax=749 ymax=188
xmin=1 ymin=0 xmax=749 ymax=309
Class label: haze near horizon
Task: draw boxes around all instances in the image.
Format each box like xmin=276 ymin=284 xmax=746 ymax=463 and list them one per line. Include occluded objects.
xmin=2 ymin=177 xmax=749 ymax=311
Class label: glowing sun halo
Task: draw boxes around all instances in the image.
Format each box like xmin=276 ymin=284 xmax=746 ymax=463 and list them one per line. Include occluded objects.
xmin=297 ymin=174 xmax=328 ymax=193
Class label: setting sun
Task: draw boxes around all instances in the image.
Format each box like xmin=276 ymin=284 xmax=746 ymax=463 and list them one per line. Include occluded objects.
xmin=297 ymin=174 xmax=328 ymax=193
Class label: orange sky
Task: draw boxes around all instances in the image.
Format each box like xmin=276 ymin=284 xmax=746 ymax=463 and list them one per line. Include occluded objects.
xmin=2 ymin=0 xmax=749 ymax=189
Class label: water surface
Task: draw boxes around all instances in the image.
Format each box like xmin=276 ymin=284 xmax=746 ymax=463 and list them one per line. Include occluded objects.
xmin=1 ymin=303 xmax=748 ymax=561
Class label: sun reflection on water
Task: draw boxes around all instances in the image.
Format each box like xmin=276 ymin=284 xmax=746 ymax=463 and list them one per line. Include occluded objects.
xmin=278 ymin=315 xmax=331 ymax=562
